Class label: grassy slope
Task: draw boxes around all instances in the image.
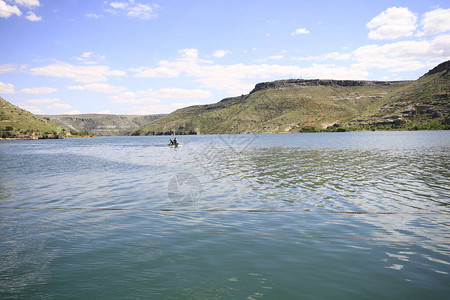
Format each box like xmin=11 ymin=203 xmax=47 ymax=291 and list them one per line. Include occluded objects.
xmin=131 ymin=82 xmax=409 ymax=135
xmin=132 ymin=61 xmax=449 ymax=135
xmin=0 ymin=97 xmax=62 ymax=137
xmin=359 ymin=68 xmax=450 ymax=129
xmin=42 ymin=114 xmax=165 ymax=136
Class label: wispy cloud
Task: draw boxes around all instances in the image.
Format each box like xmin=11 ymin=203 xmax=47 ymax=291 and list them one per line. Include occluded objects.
xmin=30 ymin=62 xmax=126 ymax=83
xmin=0 ymin=64 xmax=27 ymax=73
xmin=129 ymin=48 xmax=368 ymax=95
xmin=128 ymin=102 xmax=203 ymax=115
xmin=85 ymin=13 xmax=103 ymax=19
xmin=0 ymin=81 xmax=15 ymax=94
xmin=27 ymin=98 xmax=60 ymax=104
xmin=257 ymin=55 xmax=284 ymax=62
xmin=293 ymin=52 xmax=351 ymax=61
xmin=73 ymin=52 xmax=106 ymax=65
xmin=63 ymin=110 xmax=81 ymax=115
xmin=21 ymin=87 xmax=58 ymax=94
xmin=291 ymin=28 xmax=310 ymax=36
xmin=110 ymin=88 xmax=212 ymax=104
xmin=213 ymin=50 xmax=230 ymax=58
xmin=69 ymin=83 xmax=127 ymax=94
xmin=129 ymin=66 xmax=181 ymax=78
xmin=15 ymin=0 xmax=40 ymax=8
xmin=48 ymin=102 xmax=72 ymax=110
xmin=106 ymin=1 xmax=160 ymax=20
xmin=25 ymin=11 xmax=41 ymax=21
xmin=18 ymin=104 xmax=43 ymax=114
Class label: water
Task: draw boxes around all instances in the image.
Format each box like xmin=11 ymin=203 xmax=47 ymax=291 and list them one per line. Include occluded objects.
xmin=0 ymin=131 xmax=449 ymax=299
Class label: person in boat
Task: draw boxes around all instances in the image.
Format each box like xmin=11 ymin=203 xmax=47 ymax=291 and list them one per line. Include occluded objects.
xmin=169 ymin=137 xmax=178 ymax=145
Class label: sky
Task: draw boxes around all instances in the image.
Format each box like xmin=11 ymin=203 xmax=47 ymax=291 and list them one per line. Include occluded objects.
xmin=0 ymin=0 xmax=449 ymax=115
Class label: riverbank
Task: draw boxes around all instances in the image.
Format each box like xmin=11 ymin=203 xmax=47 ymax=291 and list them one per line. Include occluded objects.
xmin=0 ymin=135 xmax=95 ymax=141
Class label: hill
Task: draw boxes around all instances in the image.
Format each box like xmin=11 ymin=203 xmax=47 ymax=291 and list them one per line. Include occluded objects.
xmin=131 ymin=61 xmax=450 ymax=135
xmin=42 ymin=114 xmax=165 ymax=136
xmin=0 ymin=97 xmax=63 ymax=139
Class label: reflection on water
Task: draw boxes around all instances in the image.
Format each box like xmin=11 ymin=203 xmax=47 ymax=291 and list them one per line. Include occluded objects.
xmin=0 ymin=132 xmax=449 ymax=299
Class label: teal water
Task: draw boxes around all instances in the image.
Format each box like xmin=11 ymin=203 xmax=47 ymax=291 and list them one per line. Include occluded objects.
xmin=0 ymin=131 xmax=449 ymax=299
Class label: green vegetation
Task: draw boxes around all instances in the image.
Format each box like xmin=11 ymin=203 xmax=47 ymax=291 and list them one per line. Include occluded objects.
xmin=131 ymin=60 xmax=449 ymax=135
xmin=0 ymin=97 xmax=63 ymax=139
xmin=0 ymin=97 xmax=97 ymax=139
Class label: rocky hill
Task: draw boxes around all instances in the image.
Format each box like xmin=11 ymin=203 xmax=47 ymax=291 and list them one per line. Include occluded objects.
xmin=42 ymin=114 xmax=165 ymax=136
xmin=0 ymin=97 xmax=62 ymax=138
xmin=131 ymin=61 xmax=449 ymax=135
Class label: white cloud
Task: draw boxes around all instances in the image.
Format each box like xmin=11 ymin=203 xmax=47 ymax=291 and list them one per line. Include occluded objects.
xmin=27 ymin=98 xmax=59 ymax=104
xmin=110 ymin=92 xmax=160 ymax=104
xmin=352 ymin=34 xmax=450 ymax=72
xmin=0 ymin=0 xmax=21 ymax=18
xmin=0 ymin=64 xmax=26 ymax=73
xmin=25 ymin=11 xmax=41 ymax=21
xmin=18 ymin=104 xmax=42 ymax=114
xmin=0 ymin=64 xmax=17 ymax=73
xmin=48 ymin=103 xmax=72 ymax=110
xmin=129 ymin=48 xmax=372 ymax=96
xmin=291 ymin=28 xmax=310 ymax=36
xmin=0 ymin=81 xmax=15 ymax=94
xmin=30 ymin=62 xmax=126 ymax=83
xmin=367 ymin=7 xmax=417 ymax=40
xmin=110 ymin=88 xmax=212 ymax=104
xmin=127 ymin=3 xmax=158 ymax=19
xmin=110 ymin=2 xmax=128 ymax=10
xmin=21 ymin=87 xmax=58 ymax=94
xmin=135 ymin=48 xmax=368 ymax=95
xmin=259 ymin=55 xmax=284 ymax=61
xmin=129 ymin=102 xmax=203 ymax=115
xmin=99 ymin=110 xmax=111 ymax=114
xmin=179 ymin=48 xmax=200 ymax=59
xmin=213 ymin=50 xmax=230 ymax=58
xmin=293 ymin=52 xmax=351 ymax=61
xmin=129 ymin=66 xmax=181 ymax=78
xmin=15 ymin=0 xmax=40 ymax=7
xmin=417 ymin=8 xmax=450 ymax=37
xmin=63 ymin=110 xmax=81 ymax=115
xmin=107 ymin=1 xmax=159 ymax=20
xmin=73 ymin=52 xmax=106 ymax=65
xmin=86 ymin=13 xmax=103 ymax=19
xmin=147 ymin=88 xmax=212 ymax=99
xmin=69 ymin=83 xmax=127 ymax=94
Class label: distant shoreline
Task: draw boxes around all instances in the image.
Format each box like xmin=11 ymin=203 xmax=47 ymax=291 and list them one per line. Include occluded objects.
xmin=0 ymin=135 xmax=95 ymax=141
xmin=2 ymin=128 xmax=449 ymax=141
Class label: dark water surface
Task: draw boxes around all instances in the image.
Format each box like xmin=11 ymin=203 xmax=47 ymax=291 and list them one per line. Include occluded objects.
xmin=0 ymin=131 xmax=449 ymax=299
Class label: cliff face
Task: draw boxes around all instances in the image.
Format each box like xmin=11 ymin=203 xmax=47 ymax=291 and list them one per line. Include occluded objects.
xmin=250 ymin=79 xmax=411 ymax=94
xmin=42 ymin=114 xmax=165 ymax=136
xmin=422 ymin=60 xmax=450 ymax=77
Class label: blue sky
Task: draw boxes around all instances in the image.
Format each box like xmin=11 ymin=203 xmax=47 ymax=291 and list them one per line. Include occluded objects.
xmin=0 ymin=0 xmax=449 ymax=115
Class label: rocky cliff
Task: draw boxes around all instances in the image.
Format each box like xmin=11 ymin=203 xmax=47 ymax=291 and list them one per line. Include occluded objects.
xmin=250 ymin=79 xmax=411 ymax=94
xmin=43 ymin=114 xmax=165 ymax=136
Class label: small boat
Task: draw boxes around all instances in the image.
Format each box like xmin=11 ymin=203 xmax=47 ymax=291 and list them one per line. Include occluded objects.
xmin=169 ymin=138 xmax=180 ymax=147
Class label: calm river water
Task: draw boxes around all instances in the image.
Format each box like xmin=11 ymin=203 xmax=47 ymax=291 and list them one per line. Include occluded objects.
xmin=0 ymin=131 xmax=449 ymax=299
